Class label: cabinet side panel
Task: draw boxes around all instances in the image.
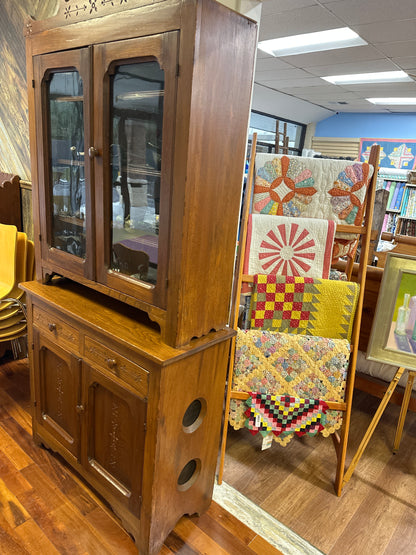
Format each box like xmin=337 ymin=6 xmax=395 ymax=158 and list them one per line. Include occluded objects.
xmin=167 ymin=1 xmax=257 ymax=346
xmin=144 ymin=338 xmax=231 ymax=554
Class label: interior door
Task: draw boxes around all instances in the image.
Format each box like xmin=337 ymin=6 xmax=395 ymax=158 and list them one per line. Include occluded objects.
xmin=33 ymin=48 xmax=94 ymax=281
xmin=93 ymin=31 xmax=178 ymax=309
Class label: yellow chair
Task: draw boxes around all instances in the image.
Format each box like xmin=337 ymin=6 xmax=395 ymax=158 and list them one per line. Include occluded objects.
xmin=0 ymin=232 xmax=27 ymax=310
xmin=0 ymin=224 xmax=18 ymax=299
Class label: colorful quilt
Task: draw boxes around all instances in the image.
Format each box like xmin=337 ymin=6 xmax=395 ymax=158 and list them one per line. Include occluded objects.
xmin=245 ymin=393 xmax=328 ymax=439
xmin=253 ymin=154 xmax=374 ymax=261
xmin=229 ymin=329 xmax=350 ymax=445
xmin=243 ymin=214 xmax=335 ymax=279
xmin=250 ymin=274 xmax=359 ymax=342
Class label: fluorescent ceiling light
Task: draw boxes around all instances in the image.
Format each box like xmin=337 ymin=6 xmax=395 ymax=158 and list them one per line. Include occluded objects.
xmin=366 ymin=97 xmax=416 ymax=105
xmin=322 ymin=70 xmax=412 ymax=85
xmin=258 ymin=27 xmax=367 ymax=57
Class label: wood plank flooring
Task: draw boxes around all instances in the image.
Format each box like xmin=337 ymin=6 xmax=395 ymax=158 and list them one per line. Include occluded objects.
xmin=0 ymin=356 xmax=283 ymax=555
xmin=223 ymin=385 xmax=416 ymax=555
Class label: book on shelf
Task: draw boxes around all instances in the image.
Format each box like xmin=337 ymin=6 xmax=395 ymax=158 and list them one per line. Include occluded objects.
xmin=387 ymin=181 xmax=397 ymax=209
xmin=394 ymin=182 xmax=405 ymax=210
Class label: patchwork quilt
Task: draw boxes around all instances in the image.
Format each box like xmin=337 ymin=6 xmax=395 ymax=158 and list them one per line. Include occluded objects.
xmin=250 ymin=274 xmax=360 ymax=342
xmin=245 ymin=393 xmax=329 ymax=440
xmin=243 ymin=214 xmax=335 ymax=279
xmin=229 ymin=329 xmax=350 ymax=445
xmin=252 ymin=154 xmax=374 ymax=261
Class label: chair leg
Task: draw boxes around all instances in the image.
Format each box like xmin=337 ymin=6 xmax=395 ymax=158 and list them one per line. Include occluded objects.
xmin=393 ymin=370 xmax=415 ymax=453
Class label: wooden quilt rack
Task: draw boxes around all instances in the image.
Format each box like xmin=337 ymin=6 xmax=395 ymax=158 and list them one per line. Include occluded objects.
xmin=218 ymin=138 xmax=381 ymax=496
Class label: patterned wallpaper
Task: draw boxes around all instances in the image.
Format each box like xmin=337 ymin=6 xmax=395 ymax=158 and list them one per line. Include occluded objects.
xmin=0 ymin=1 xmax=58 ymax=237
xmin=0 ymin=1 xmax=58 ymax=179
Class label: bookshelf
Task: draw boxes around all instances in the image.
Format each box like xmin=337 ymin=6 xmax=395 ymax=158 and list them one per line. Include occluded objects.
xmin=378 ymin=168 xmax=415 ymax=237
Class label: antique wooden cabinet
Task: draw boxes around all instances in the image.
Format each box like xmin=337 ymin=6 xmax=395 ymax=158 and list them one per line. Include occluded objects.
xmin=25 ymin=1 xmax=256 ymax=552
xmin=22 ymin=279 xmax=233 ymax=555
xmin=26 ymin=0 xmax=257 ymax=347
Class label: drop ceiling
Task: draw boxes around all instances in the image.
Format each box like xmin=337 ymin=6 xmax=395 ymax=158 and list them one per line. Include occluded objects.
xmin=256 ymin=0 xmax=416 ymax=114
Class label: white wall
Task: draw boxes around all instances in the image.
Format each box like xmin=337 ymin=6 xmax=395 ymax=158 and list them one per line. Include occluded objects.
xmin=252 ymin=83 xmax=333 ymax=125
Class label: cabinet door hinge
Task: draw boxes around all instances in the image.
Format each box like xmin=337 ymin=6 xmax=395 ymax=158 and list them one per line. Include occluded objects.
xmin=33 ymin=400 xmax=37 ymax=407
xmin=144 ymin=422 xmax=147 ymax=432
xmin=32 ymin=80 xmax=35 ymax=88
xmin=176 ymin=64 xmax=180 ymax=77
xmin=38 ymin=234 xmax=42 ymax=242
xmin=31 ymin=343 xmax=34 ymax=350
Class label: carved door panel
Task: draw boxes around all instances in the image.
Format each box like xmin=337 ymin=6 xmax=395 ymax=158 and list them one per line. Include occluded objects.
xmin=33 ymin=330 xmax=81 ymax=459
xmin=81 ymin=363 xmax=147 ymax=515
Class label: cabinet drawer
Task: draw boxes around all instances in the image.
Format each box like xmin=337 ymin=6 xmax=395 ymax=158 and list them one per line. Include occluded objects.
xmin=84 ymin=337 xmax=149 ymax=399
xmin=33 ymin=306 xmax=80 ymax=351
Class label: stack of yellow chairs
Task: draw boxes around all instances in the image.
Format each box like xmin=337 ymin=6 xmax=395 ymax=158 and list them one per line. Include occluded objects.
xmin=0 ymin=223 xmax=35 ymax=357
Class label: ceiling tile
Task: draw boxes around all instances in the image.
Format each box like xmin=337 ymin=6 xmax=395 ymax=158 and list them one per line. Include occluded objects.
xmin=261 ymin=0 xmax=318 ymax=16
xmin=255 ymin=56 xmax=295 ymax=72
xmin=354 ymin=20 xmax=416 ymax=44
xmin=305 ymin=58 xmax=399 ymax=76
xmin=258 ymin=5 xmax=343 ymax=41
xmin=375 ymin=40 xmax=416 ymax=58
xmin=322 ymin=0 xmax=416 ymax=25
xmin=258 ymin=77 xmax=326 ymax=89
xmin=278 ymin=45 xmax=383 ymax=68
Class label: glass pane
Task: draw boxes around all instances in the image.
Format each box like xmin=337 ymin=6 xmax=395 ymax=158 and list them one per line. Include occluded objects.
xmin=110 ymin=61 xmax=164 ymax=286
xmin=48 ymin=71 xmax=86 ymax=258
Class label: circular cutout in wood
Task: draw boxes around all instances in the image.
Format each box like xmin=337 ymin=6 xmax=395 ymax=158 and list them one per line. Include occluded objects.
xmin=182 ymin=398 xmax=207 ymax=433
xmin=177 ymin=458 xmax=201 ymax=491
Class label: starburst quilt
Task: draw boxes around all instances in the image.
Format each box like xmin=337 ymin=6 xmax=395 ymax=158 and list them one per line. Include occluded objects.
xmin=229 ymin=329 xmax=350 ymax=445
xmin=250 ymin=274 xmax=359 ymax=341
xmin=244 ymin=214 xmax=335 ymax=279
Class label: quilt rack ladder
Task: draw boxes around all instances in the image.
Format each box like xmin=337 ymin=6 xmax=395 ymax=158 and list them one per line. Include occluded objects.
xmin=218 ymin=142 xmax=381 ymax=496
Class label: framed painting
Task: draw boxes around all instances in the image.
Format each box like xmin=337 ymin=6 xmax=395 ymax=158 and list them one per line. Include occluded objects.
xmin=367 ymin=253 xmax=416 ymax=370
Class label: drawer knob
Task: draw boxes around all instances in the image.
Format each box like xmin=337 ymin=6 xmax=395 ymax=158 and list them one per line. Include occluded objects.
xmin=76 ymin=404 xmax=85 ymax=414
xmin=48 ymin=323 xmax=57 ymax=332
xmin=106 ymin=358 xmax=117 ymax=369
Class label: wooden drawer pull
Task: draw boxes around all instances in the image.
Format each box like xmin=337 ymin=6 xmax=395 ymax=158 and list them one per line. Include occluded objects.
xmin=76 ymin=404 xmax=85 ymax=414
xmin=106 ymin=358 xmax=117 ymax=369
xmin=48 ymin=323 xmax=57 ymax=332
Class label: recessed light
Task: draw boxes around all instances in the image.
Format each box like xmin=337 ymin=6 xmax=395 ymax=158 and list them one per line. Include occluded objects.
xmin=258 ymin=27 xmax=367 ymax=57
xmin=366 ymin=98 xmax=416 ymax=105
xmin=322 ymin=71 xmax=412 ymax=85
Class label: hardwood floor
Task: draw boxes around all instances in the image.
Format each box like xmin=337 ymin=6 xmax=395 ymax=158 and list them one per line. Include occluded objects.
xmin=223 ymin=386 xmax=416 ymax=555
xmin=0 ymin=355 xmax=283 ymax=555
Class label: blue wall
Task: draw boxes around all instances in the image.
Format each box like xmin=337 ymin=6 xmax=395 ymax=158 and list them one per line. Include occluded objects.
xmin=315 ymin=112 xmax=416 ymax=139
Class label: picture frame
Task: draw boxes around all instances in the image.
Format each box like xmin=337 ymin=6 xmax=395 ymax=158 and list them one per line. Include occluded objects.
xmin=367 ymin=252 xmax=416 ymax=371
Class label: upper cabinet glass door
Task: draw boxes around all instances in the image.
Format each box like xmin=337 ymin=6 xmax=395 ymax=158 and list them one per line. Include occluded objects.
xmin=94 ymin=33 xmax=178 ymax=308
xmin=34 ymin=49 xmax=93 ymax=280
xmin=48 ymin=70 xmax=86 ymax=257
xmin=110 ymin=61 xmax=164 ymax=286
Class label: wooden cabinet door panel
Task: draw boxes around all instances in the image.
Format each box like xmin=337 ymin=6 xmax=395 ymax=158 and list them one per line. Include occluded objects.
xmin=93 ymin=31 xmax=178 ymax=309
xmin=33 ymin=48 xmax=94 ymax=281
xmin=82 ymin=364 xmax=147 ymax=514
xmin=33 ymin=331 xmax=81 ymax=459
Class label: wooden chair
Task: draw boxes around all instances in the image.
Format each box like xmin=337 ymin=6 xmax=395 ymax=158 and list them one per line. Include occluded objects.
xmin=0 ymin=173 xmax=22 ymax=231
xmin=218 ymin=142 xmax=381 ymax=496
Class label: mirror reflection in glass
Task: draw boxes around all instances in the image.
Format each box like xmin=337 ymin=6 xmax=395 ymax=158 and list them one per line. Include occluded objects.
xmin=48 ymin=70 xmax=86 ymax=258
xmin=110 ymin=61 xmax=164 ymax=286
